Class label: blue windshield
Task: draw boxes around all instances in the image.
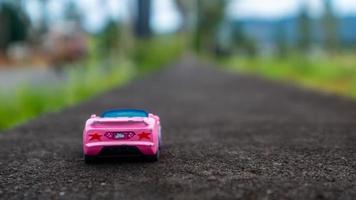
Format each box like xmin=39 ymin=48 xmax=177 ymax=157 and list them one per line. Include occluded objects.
xmin=101 ymin=109 xmax=148 ymax=118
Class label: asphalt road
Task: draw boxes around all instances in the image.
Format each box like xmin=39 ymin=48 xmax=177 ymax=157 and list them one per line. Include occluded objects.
xmin=1 ymin=57 xmax=356 ymax=200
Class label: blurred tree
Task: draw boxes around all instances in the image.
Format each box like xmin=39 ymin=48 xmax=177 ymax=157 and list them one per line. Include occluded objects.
xmin=194 ymin=0 xmax=227 ymax=54
xmin=276 ymin=22 xmax=289 ymax=58
xmin=323 ymin=0 xmax=339 ymax=51
xmin=297 ymin=2 xmax=311 ymax=53
xmin=215 ymin=21 xmax=232 ymax=57
xmin=0 ymin=2 xmax=29 ymax=53
xmin=135 ymin=0 xmax=151 ymax=38
xmin=231 ymin=21 xmax=257 ymax=57
xmin=175 ymin=0 xmax=189 ymax=32
xmin=38 ymin=0 xmax=49 ymax=33
xmin=97 ymin=20 xmax=122 ymax=58
xmin=174 ymin=0 xmax=196 ymax=50
xmin=64 ymin=1 xmax=82 ymax=24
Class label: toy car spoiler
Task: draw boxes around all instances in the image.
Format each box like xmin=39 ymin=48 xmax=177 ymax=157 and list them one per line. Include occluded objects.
xmin=86 ymin=115 xmax=152 ymax=126
xmin=91 ymin=117 xmax=150 ymax=125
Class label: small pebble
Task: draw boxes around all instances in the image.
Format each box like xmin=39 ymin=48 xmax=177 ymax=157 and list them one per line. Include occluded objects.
xmin=59 ymin=192 xmax=65 ymax=196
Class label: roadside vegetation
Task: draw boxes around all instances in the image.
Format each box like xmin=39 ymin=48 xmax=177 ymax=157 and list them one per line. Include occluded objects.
xmin=223 ymin=52 xmax=356 ymax=98
xmin=0 ymin=36 xmax=183 ymax=131
xmin=0 ymin=0 xmax=185 ymax=131
xmin=183 ymin=0 xmax=356 ymax=100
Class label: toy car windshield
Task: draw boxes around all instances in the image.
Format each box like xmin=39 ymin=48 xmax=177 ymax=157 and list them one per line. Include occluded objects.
xmin=101 ymin=109 xmax=148 ymax=118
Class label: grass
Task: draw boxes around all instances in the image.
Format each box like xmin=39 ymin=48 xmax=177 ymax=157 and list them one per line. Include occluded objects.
xmin=0 ymin=58 xmax=134 ymax=130
xmin=223 ymin=53 xmax=356 ymax=98
xmin=133 ymin=37 xmax=184 ymax=74
xmin=0 ymin=36 xmax=183 ymax=131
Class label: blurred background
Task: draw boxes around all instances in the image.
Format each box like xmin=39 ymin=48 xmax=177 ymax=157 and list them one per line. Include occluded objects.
xmin=0 ymin=0 xmax=355 ymax=130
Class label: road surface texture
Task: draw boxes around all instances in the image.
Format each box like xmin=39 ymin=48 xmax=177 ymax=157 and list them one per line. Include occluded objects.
xmin=1 ymin=57 xmax=356 ymax=200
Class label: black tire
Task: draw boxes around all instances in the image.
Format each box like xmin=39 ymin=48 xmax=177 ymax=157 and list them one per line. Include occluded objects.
xmin=84 ymin=155 xmax=96 ymax=164
xmin=147 ymin=145 xmax=160 ymax=162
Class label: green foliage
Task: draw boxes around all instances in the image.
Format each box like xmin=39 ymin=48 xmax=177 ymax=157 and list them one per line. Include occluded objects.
xmin=231 ymin=21 xmax=257 ymax=57
xmin=0 ymin=36 xmax=183 ymax=131
xmin=224 ymin=53 xmax=356 ymax=98
xmin=0 ymin=58 xmax=134 ymax=130
xmin=297 ymin=3 xmax=312 ymax=52
xmin=0 ymin=2 xmax=29 ymax=51
xmin=133 ymin=36 xmax=184 ymax=74
xmin=323 ymin=0 xmax=339 ymax=51
xmin=97 ymin=20 xmax=122 ymax=57
xmin=275 ymin=23 xmax=289 ymax=58
xmin=194 ymin=0 xmax=227 ymax=53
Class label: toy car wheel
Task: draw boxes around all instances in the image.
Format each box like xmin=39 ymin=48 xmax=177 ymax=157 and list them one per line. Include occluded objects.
xmin=147 ymin=148 xmax=160 ymax=162
xmin=84 ymin=155 xmax=96 ymax=164
xmin=147 ymin=140 xmax=161 ymax=162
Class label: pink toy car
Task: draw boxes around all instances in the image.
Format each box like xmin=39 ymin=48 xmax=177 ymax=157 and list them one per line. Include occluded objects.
xmin=83 ymin=109 xmax=161 ymax=163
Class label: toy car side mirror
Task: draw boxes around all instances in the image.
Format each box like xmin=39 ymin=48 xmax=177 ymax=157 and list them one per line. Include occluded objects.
xmin=90 ymin=114 xmax=97 ymax=118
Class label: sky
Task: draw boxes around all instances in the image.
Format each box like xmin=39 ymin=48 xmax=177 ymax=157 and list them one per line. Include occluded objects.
xmin=227 ymin=0 xmax=356 ymax=19
xmin=24 ymin=0 xmax=356 ymax=33
xmin=151 ymin=0 xmax=182 ymax=34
